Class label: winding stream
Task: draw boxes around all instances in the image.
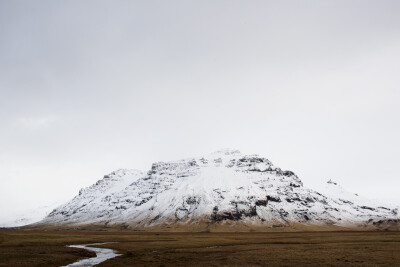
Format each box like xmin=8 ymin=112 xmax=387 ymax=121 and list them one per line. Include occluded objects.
xmin=63 ymin=242 xmax=121 ymax=267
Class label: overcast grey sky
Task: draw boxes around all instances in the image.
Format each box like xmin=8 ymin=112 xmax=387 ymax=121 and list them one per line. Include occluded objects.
xmin=1 ymin=1 xmax=400 ymax=221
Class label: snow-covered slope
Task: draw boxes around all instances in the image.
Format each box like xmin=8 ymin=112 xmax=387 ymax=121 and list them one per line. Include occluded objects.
xmin=318 ymin=179 xmax=392 ymax=208
xmin=40 ymin=150 xmax=399 ymax=230
xmin=0 ymin=201 xmax=64 ymax=228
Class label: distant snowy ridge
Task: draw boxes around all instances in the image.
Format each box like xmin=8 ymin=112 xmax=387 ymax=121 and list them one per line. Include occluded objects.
xmin=0 ymin=201 xmax=64 ymax=228
xmin=39 ymin=149 xmax=399 ymax=230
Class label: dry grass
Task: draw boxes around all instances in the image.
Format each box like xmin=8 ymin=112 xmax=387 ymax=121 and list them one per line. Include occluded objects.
xmin=0 ymin=230 xmax=399 ymax=266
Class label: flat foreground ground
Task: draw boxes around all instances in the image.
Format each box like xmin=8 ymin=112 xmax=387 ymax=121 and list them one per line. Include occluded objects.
xmin=0 ymin=230 xmax=399 ymax=266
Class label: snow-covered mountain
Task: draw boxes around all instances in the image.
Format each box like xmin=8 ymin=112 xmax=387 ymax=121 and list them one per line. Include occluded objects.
xmin=0 ymin=201 xmax=64 ymax=228
xmin=39 ymin=149 xmax=399 ymax=230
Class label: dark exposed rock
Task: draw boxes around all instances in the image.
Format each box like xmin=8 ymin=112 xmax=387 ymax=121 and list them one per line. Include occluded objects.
xmin=340 ymin=199 xmax=353 ymax=205
xmin=226 ymin=159 xmax=236 ymax=168
xmin=236 ymin=156 xmax=272 ymax=168
xmin=135 ymin=196 xmax=152 ymax=206
xmin=267 ymin=196 xmax=281 ymax=202
xmin=327 ymin=179 xmax=338 ymax=185
xmin=188 ymin=160 xmax=198 ymax=167
xmin=320 ymin=199 xmax=328 ymax=205
xmin=286 ymin=197 xmax=301 ymax=203
xmin=283 ymin=171 xmax=295 ymax=177
xmin=306 ymin=197 xmax=315 ymax=203
xmin=255 ymin=200 xmax=268 ymax=206
xmin=360 ymin=206 xmax=375 ymax=211
xmin=185 ymin=196 xmax=199 ymax=205
xmin=211 ymin=202 xmax=258 ymax=222
xmin=214 ymin=158 xmax=222 ymax=164
xmin=249 ymin=206 xmax=257 ymax=217
xmin=279 ymin=209 xmax=289 ymax=218
xmin=199 ymin=158 xmax=208 ymax=164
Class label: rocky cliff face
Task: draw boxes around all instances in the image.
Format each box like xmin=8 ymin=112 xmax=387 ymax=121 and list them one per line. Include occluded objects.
xmin=41 ymin=149 xmax=398 ymax=230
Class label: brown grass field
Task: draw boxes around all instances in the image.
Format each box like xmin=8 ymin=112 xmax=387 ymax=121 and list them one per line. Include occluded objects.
xmin=0 ymin=230 xmax=399 ymax=266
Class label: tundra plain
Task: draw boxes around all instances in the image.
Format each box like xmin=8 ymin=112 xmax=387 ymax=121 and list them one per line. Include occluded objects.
xmin=0 ymin=230 xmax=399 ymax=266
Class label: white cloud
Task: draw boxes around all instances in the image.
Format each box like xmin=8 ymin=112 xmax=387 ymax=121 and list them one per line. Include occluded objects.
xmin=18 ymin=116 xmax=55 ymax=130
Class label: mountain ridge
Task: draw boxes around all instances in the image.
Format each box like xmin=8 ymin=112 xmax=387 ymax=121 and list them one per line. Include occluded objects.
xmin=35 ymin=149 xmax=399 ymax=231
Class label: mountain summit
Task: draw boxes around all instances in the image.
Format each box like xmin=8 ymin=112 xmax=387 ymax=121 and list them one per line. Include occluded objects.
xmin=39 ymin=150 xmax=399 ymax=231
